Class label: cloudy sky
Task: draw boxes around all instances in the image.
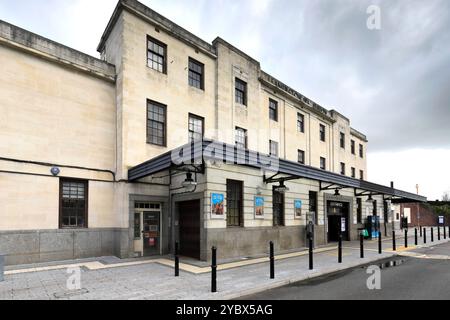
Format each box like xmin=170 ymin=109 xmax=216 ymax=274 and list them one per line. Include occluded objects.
xmin=1 ymin=0 xmax=449 ymax=200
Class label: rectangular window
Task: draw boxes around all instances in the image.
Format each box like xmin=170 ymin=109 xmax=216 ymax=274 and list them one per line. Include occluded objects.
xmin=351 ymin=140 xmax=356 ymax=155
xmin=269 ymin=99 xmax=278 ymax=121
xmin=188 ymin=114 xmax=204 ymax=142
xmin=273 ymin=187 xmax=285 ymax=227
xmin=60 ymin=179 xmax=88 ymax=229
xmin=309 ymin=191 xmax=318 ymax=225
xmin=351 ymin=167 xmax=356 ymax=178
xmin=360 ymin=170 xmax=364 ymax=181
xmin=227 ymin=180 xmax=243 ymax=227
xmin=270 ymin=140 xmax=279 ymax=157
xmin=147 ymin=37 xmax=166 ymax=73
xmin=320 ymin=157 xmax=326 ymax=170
xmin=134 ymin=213 xmax=141 ymax=239
xmin=320 ymin=124 xmax=326 ymax=142
xmin=235 ymin=78 xmax=247 ymax=105
xmin=359 ymin=144 xmax=364 ymax=158
xmin=188 ymin=58 xmax=204 ymax=90
xmin=235 ymin=127 xmax=248 ymax=149
xmin=147 ymin=100 xmax=167 ymax=146
xmin=357 ymin=198 xmax=362 ymax=224
xmin=298 ymin=150 xmax=305 ymax=164
xmin=340 ymin=162 xmax=346 ymax=175
xmin=340 ymin=133 xmax=346 ymax=149
xmin=297 ymin=113 xmax=305 ymax=133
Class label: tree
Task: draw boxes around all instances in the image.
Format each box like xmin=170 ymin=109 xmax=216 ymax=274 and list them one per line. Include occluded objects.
xmin=443 ymin=192 xmax=450 ymax=202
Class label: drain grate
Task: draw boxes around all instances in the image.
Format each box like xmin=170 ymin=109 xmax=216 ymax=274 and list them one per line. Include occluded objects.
xmin=379 ymin=259 xmax=405 ymax=269
xmin=54 ymin=288 xmax=89 ymax=299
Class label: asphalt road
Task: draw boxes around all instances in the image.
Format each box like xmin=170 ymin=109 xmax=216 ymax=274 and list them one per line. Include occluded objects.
xmin=240 ymin=241 xmax=450 ymax=300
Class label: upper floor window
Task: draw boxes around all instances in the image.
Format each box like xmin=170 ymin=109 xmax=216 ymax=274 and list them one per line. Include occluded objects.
xmin=359 ymin=144 xmax=364 ymax=158
xmin=351 ymin=140 xmax=356 ymax=155
xmin=147 ymin=37 xmax=167 ymax=73
xmin=320 ymin=157 xmax=326 ymax=170
xmin=320 ymin=124 xmax=326 ymax=142
xmin=297 ymin=113 xmax=305 ymax=133
xmin=188 ymin=58 xmax=204 ymax=90
xmin=269 ymin=99 xmax=278 ymax=122
xmin=351 ymin=167 xmax=356 ymax=178
xmin=298 ymin=150 xmax=305 ymax=164
xmin=235 ymin=127 xmax=248 ymax=149
xmin=360 ymin=170 xmax=364 ymax=181
xmin=270 ymin=140 xmax=279 ymax=157
xmin=188 ymin=114 xmax=204 ymax=142
xmin=235 ymin=78 xmax=247 ymax=105
xmin=340 ymin=162 xmax=346 ymax=175
xmin=147 ymin=100 xmax=167 ymax=146
xmin=60 ymin=179 xmax=88 ymax=229
xmin=340 ymin=133 xmax=346 ymax=149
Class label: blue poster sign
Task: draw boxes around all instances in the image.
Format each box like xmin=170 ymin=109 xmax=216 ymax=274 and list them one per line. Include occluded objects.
xmin=211 ymin=193 xmax=224 ymax=216
xmin=255 ymin=196 xmax=264 ymax=218
xmin=294 ymin=200 xmax=302 ymax=218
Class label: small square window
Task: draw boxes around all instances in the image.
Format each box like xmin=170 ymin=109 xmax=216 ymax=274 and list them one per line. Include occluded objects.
xmin=298 ymin=150 xmax=305 ymax=164
xmin=270 ymin=140 xmax=279 ymax=157
xmin=320 ymin=157 xmax=326 ymax=170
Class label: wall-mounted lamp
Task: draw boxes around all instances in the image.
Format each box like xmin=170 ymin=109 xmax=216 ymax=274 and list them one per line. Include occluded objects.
xmin=51 ymin=167 xmax=60 ymax=176
xmin=366 ymin=194 xmax=374 ymax=203
xmin=274 ymin=181 xmax=289 ymax=194
xmin=334 ymin=189 xmax=341 ymax=196
xmin=182 ymin=172 xmax=197 ymax=192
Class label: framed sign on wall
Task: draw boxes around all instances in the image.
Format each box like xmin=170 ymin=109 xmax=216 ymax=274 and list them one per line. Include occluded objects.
xmin=294 ymin=200 xmax=303 ymax=219
xmin=254 ymin=196 xmax=265 ymax=219
xmin=211 ymin=193 xmax=225 ymax=219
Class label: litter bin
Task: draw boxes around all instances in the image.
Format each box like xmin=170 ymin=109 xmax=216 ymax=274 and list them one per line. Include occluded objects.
xmin=0 ymin=254 xmax=4 ymax=282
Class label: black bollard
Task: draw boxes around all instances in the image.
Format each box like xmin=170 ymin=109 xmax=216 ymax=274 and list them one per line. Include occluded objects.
xmin=175 ymin=242 xmax=180 ymax=277
xmin=269 ymin=241 xmax=275 ymax=279
xmin=309 ymin=234 xmax=313 ymax=270
xmin=392 ymin=231 xmax=396 ymax=251
xmin=420 ymin=226 xmax=422 ymax=237
xmin=415 ymin=228 xmax=418 ymax=246
xmin=404 ymin=229 xmax=408 ymax=248
xmin=211 ymin=247 xmax=217 ymax=293
xmin=378 ymin=231 xmax=382 ymax=254
xmin=424 ymin=228 xmax=427 ymax=244
xmin=438 ymin=226 xmax=441 ymax=241
xmin=360 ymin=233 xmax=364 ymax=258
xmin=338 ymin=234 xmax=343 ymax=263
xmin=444 ymin=225 xmax=447 ymax=240
xmin=431 ymin=227 xmax=434 ymax=242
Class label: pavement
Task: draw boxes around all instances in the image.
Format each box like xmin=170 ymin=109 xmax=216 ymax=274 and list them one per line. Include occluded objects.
xmin=0 ymin=228 xmax=448 ymax=300
xmin=240 ymin=241 xmax=450 ymax=300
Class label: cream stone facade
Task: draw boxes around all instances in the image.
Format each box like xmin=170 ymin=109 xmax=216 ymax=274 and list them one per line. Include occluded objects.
xmin=0 ymin=0 xmax=425 ymax=265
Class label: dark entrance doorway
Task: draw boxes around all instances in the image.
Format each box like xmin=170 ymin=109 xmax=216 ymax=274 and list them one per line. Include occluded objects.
xmin=327 ymin=201 xmax=350 ymax=242
xmin=178 ymin=200 xmax=201 ymax=259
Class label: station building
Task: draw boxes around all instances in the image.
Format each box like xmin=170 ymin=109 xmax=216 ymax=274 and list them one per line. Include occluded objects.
xmin=0 ymin=0 xmax=426 ymax=265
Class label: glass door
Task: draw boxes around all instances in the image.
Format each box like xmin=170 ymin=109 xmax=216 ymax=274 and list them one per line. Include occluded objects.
xmin=143 ymin=211 xmax=161 ymax=256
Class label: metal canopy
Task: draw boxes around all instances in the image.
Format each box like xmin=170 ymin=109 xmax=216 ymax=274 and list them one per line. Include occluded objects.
xmin=128 ymin=139 xmax=427 ymax=203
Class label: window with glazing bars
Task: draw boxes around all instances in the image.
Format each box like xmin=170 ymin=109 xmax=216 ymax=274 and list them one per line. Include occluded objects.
xmin=188 ymin=58 xmax=204 ymax=89
xmin=273 ymin=187 xmax=285 ymax=227
xmin=227 ymin=180 xmax=243 ymax=227
xmin=235 ymin=78 xmax=247 ymax=105
xmin=147 ymin=100 xmax=166 ymax=146
xmin=340 ymin=133 xmax=346 ymax=149
xmin=359 ymin=144 xmax=364 ymax=158
xmin=60 ymin=180 xmax=87 ymax=228
xmin=235 ymin=127 xmax=247 ymax=149
xmin=188 ymin=114 xmax=204 ymax=142
xmin=298 ymin=150 xmax=305 ymax=164
xmin=147 ymin=37 xmax=166 ymax=73
xmin=351 ymin=140 xmax=356 ymax=155
xmin=297 ymin=113 xmax=305 ymax=133
xmin=269 ymin=140 xmax=278 ymax=157
xmin=340 ymin=162 xmax=346 ymax=175
xmin=269 ymin=99 xmax=278 ymax=121
xmin=320 ymin=157 xmax=326 ymax=170
xmin=320 ymin=124 xmax=326 ymax=142
xmin=351 ymin=167 xmax=356 ymax=178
